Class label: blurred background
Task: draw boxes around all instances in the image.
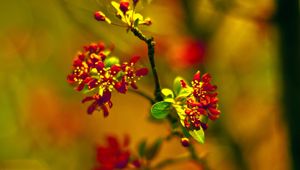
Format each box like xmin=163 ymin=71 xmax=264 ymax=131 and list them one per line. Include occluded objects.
xmin=0 ymin=0 xmax=298 ymax=169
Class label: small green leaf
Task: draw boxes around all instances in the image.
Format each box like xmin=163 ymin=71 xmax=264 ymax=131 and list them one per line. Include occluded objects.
xmin=164 ymin=98 xmax=175 ymax=103
xmin=81 ymin=85 xmax=95 ymax=94
xmin=104 ymin=56 xmax=120 ymax=67
xmin=173 ymin=104 xmax=186 ymax=120
xmin=176 ymin=87 xmax=193 ymax=99
xmin=102 ymin=50 xmax=111 ymax=56
xmin=138 ymin=139 xmax=147 ymax=157
xmin=189 ymin=129 xmax=205 ymax=144
xmin=161 ymin=88 xmax=174 ymax=98
xmin=134 ymin=18 xmax=139 ymax=27
xmin=145 ymin=138 xmax=162 ymax=160
xmin=181 ymin=126 xmax=191 ymax=138
xmin=173 ymin=76 xmax=185 ymax=96
xmin=151 ymin=101 xmax=172 ymax=119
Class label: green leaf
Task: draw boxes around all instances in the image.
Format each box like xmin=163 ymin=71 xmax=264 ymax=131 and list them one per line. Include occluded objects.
xmin=145 ymin=138 xmax=162 ymax=160
xmin=173 ymin=76 xmax=185 ymax=96
xmin=138 ymin=139 xmax=147 ymax=157
xmin=104 ymin=56 xmax=120 ymax=67
xmin=173 ymin=104 xmax=186 ymax=120
xmin=102 ymin=50 xmax=111 ymax=56
xmin=151 ymin=101 xmax=172 ymax=119
xmin=164 ymin=98 xmax=175 ymax=103
xmin=189 ymin=129 xmax=205 ymax=144
xmin=81 ymin=85 xmax=95 ymax=94
xmin=176 ymin=87 xmax=193 ymax=99
xmin=161 ymin=88 xmax=174 ymax=98
xmin=134 ymin=18 xmax=139 ymax=27
xmin=181 ymin=126 xmax=191 ymax=138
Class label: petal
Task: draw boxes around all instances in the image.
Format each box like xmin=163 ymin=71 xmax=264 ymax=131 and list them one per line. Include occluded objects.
xmin=101 ymin=105 xmax=109 ymax=117
xmin=87 ymin=102 xmax=97 ymax=114
xmin=88 ymin=79 xmax=98 ymax=89
xmin=100 ymin=91 xmax=112 ymax=103
xmin=180 ymin=79 xmax=187 ymax=88
xmin=202 ymin=73 xmax=212 ymax=83
xmin=210 ymin=96 xmax=219 ymax=104
xmin=136 ymin=68 xmax=148 ymax=76
xmin=130 ymin=82 xmax=138 ymax=89
xmin=208 ymin=114 xmax=219 ymax=120
xmin=108 ymin=100 xmax=113 ymax=108
xmin=208 ymin=107 xmax=221 ymax=115
xmin=83 ymin=77 xmax=93 ymax=84
xmin=67 ymin=74 xmax=76 ymax=84
xmin=97 ymin=42 xmax=105 ymax=51
xmin=96 ymin=61 xmax=105 ymax=71
xmin=193 ymin=71 xmax=201 ymax=81
xmin=200 ymin=122 xmax=208 ymax=130
xmin=76 ymin=83 xmax=85 ymax=91
xmin=78 ymin=53 xmax=85 ymax=60
xmin=110 ymin=65 xmax=121 ymax=75
xmin=123 ymin=134 xmax=130 ymax=147
xmin=106 ymin=136 xmax=120 ymax=149
xmin=202 ymin=83 xmax=217 ymax=91
xmin=114 ymin=79 xmax=127 ymax=93
xmin=81 ymin=96 xmax=94 ymax=103
xmin=116 ymin=151 xmax=130 ymax=168
xmin=129 ymin=56 xmax=140 ymax=64
xmin=73 ymin=58 xmax=83 ymax=67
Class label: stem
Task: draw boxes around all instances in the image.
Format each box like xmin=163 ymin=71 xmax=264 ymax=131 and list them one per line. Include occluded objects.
xmin=128 ymin=89 xmax=155 ymax=104
xmin=130 ymin=27 xmax=163 ymax=102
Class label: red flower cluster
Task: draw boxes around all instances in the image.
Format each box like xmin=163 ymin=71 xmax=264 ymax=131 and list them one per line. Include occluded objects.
xmin=182 ymin=71 xmax=220 ymax=131
xmin=94 ymin=136 xmax=140 ymax=170
xmin=67 ymin=42 xmax=148 ymax=116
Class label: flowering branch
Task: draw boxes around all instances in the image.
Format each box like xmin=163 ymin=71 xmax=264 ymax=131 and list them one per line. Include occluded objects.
xmin=130 ymin=27 xmax=163 ymax=102
xmin=66 ymin=1 xmax=222 ymax=169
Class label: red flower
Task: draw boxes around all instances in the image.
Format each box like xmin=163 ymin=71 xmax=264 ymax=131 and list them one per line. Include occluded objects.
xmin=82 ymin=91 xmax=112 ymax=116
xmin=121 ymin=56 xmax=148 ymax=89
xmin=67 ymin=42 xmax=148 ymax=116
xmin=181 ymin=71 xmax=220 ymax=131
xmin=94 ymin=135 xmax=140 ymax=170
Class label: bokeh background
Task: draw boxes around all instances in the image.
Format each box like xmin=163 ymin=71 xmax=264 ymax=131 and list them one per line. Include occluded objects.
xmin=0 ymin=0 xmax=299 ymax=170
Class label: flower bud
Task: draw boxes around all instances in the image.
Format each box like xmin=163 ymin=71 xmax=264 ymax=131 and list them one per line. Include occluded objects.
xmin=94 ymin=11 xmax=106 ymax=21
xmin=143 ymin=18 xmax=152 ymax=25
xmin=133 ymin=0 xmax=139 ymax=6
xmin=120 ymin=0 xmax=130 ymax=13
xmin=181 ymin=137 xmax=190 ymax=147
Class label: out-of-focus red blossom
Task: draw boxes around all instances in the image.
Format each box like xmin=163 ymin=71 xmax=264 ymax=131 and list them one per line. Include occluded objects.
xmin=181 ymin=71 xmax=220 ymax=131
xmin=167 ymin=38 xmax=206 ymax=68
xmin=94 ymin=135 xmax=141 ymax=170
xmin=67 ymin=42 xmax=148 ymax=116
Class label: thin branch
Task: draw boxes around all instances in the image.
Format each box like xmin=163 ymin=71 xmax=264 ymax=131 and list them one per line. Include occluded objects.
xmin=128 ymin=89 xmax=155 ymax=104
xmin=130 ymin=27 xmax=163 ymax=102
